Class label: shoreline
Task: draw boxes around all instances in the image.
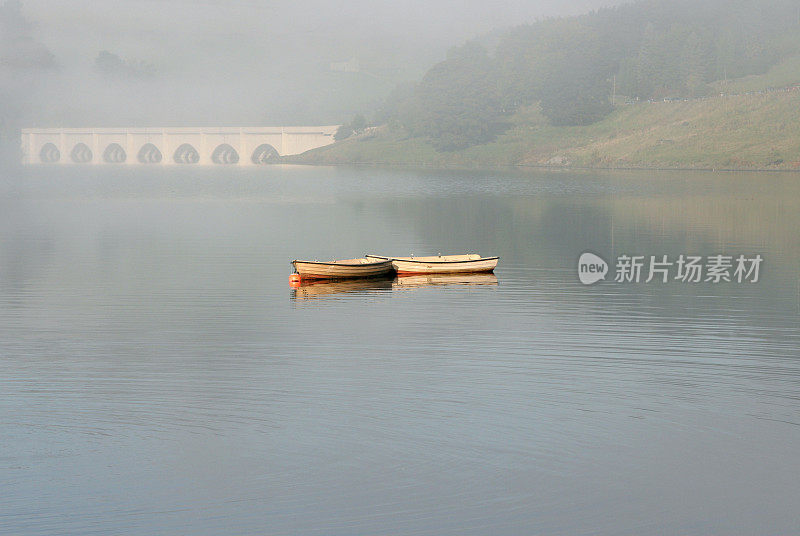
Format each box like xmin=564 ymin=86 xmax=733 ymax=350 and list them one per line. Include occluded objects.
xmin=286 ymin=158 xmax=800 ymax=174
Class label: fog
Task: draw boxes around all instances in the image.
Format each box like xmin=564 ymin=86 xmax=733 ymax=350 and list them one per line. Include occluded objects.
xmin=3 ymin=0 xmax=626 ymax=136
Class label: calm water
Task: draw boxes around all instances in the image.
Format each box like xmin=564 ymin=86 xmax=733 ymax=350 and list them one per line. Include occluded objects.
xmin=1 ymin=165 xmax=799 ymax=535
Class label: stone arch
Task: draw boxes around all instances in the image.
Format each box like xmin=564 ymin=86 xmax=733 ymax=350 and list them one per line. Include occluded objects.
xmin=39 ymin=143 xmax=60 ymax=163
xmin=138 ymin=143 xmax=163 ymax=164
xmin=251 ymin=144 xmax=280 ymax=164
xmin=174 ymin=143 xmax=199 ymax=164
xmin=211 ymin=143 xmax=239 ymax=165
xmin=70 ymin=143 xmax=93 ymax=163
xmin=102 ymin=143 xmax=127 ymax=164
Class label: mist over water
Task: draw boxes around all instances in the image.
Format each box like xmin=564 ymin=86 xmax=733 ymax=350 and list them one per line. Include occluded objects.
xmin=3 ymin=0 xmax=628 ymax=131
xmin=3 ymin=1 xmax=800 ymax=533
xmin=1 ymin=166 xmax=798 ymax=535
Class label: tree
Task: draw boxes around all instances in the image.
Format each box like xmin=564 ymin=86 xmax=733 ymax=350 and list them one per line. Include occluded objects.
xmin=350 ymin=114 xmax=366 ymax=133
xmin=535 ymin=23 xmax=616 ymax=125
xmin=398 ymin=42 xmax=508 ymax=151
xmin=334 ymin=114 xmax=368 ymax=141
xmin=681 ymin=31 xmax=713 ymax=95
xmin=378 ymin=0 xmax=800 ymax=140
xmin=334 ymin=124 xmax=353 ymax=141
xmin=0 ymin=0 xmax=56 ymax=70
xmin=95 ymin=51 xmax=126 ymax=74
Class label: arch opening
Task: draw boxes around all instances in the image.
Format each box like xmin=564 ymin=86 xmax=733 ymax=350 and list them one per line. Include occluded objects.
xmin=212 ymin=143 xmax=239 ymax=165
xmin=103 ymin=143 xmax=127 ymax=164
xmin=70 ymin=143 xmax=93 ymax=163
xmin=40 ymin=143 xmax=60 ymax=163
xmin=138 ymin=143 xmax=163 ymax=164
xmin=252 ymin=144 xmax=280 ymax=164
xmin=174 ymin=143 xmax=199 ymax=164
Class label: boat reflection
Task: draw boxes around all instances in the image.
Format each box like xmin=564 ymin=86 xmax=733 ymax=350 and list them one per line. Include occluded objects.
xmin=392 ymin=273 xmax=499 ymax=289
xmin=291 ymin=277 xmax=394 ymax=299
xmin=291 ymin=273 xmax=498 ymax=299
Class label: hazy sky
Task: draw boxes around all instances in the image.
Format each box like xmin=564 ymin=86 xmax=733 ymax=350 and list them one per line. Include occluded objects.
xmin=24 ymin=0 xmax=629 ymax=63
xmin=14 ymin=0 xmax=631 ymax=126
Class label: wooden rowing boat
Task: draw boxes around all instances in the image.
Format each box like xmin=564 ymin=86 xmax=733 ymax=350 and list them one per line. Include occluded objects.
xmin=291 ymin=257 xmax=395 ymax=280
xmin=365 ymin=254 xmax=499 ymax=274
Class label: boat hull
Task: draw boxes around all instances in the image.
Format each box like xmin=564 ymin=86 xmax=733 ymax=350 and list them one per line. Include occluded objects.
xmin=292 ymin=259 xmax=395 ymax=280
xmin=366 ymin=254 xmax=498 ymax=274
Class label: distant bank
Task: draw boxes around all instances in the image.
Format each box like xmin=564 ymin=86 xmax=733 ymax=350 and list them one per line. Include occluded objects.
xmin=291 ymin=90 xmax=800 ymax=172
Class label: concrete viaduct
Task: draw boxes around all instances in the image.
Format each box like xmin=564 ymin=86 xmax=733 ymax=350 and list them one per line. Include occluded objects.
xmin=20 ymin=126 xmax=338 ymax=165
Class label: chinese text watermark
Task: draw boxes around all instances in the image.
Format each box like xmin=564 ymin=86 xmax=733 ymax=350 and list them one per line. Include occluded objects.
xmin=579 ymin=253 xmax=762 ymax=285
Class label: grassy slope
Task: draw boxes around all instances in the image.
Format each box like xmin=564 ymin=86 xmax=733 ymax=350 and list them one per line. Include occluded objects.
xmin=520 ymin=90 xmax=800 ymax=170
xmin=294 ymin=80 xmax=800 ymax=171
xmin=709 ymin=55 xmax=800 ymax=94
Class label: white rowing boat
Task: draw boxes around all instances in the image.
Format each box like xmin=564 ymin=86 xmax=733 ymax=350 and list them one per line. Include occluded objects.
xmin=365 ymin=254 xmax=499 ymax=274
xmin=291 ymin=257 xmax=394 ymax=280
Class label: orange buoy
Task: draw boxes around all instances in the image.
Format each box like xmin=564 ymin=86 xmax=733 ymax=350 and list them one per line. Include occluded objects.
xmin=289 ymin=273 xmax=301 ymax=287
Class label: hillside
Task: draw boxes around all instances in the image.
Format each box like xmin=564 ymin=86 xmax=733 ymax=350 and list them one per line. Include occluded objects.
xmin=292 ymin=87 xmax=800 ymax=170
xmin=292 ymin=0 xmax=800 ymax=170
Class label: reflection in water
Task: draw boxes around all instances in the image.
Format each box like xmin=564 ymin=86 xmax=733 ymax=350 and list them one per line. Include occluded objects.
xmin=291 ymin=276 xmax=394 ymax=299
xmin=393 ymin=272 xmax=499 ymax=288
xmin=291 ymin=273 xmax=499 ymax=299
xmin=1 ymin=166 xmax=799 ymax=536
